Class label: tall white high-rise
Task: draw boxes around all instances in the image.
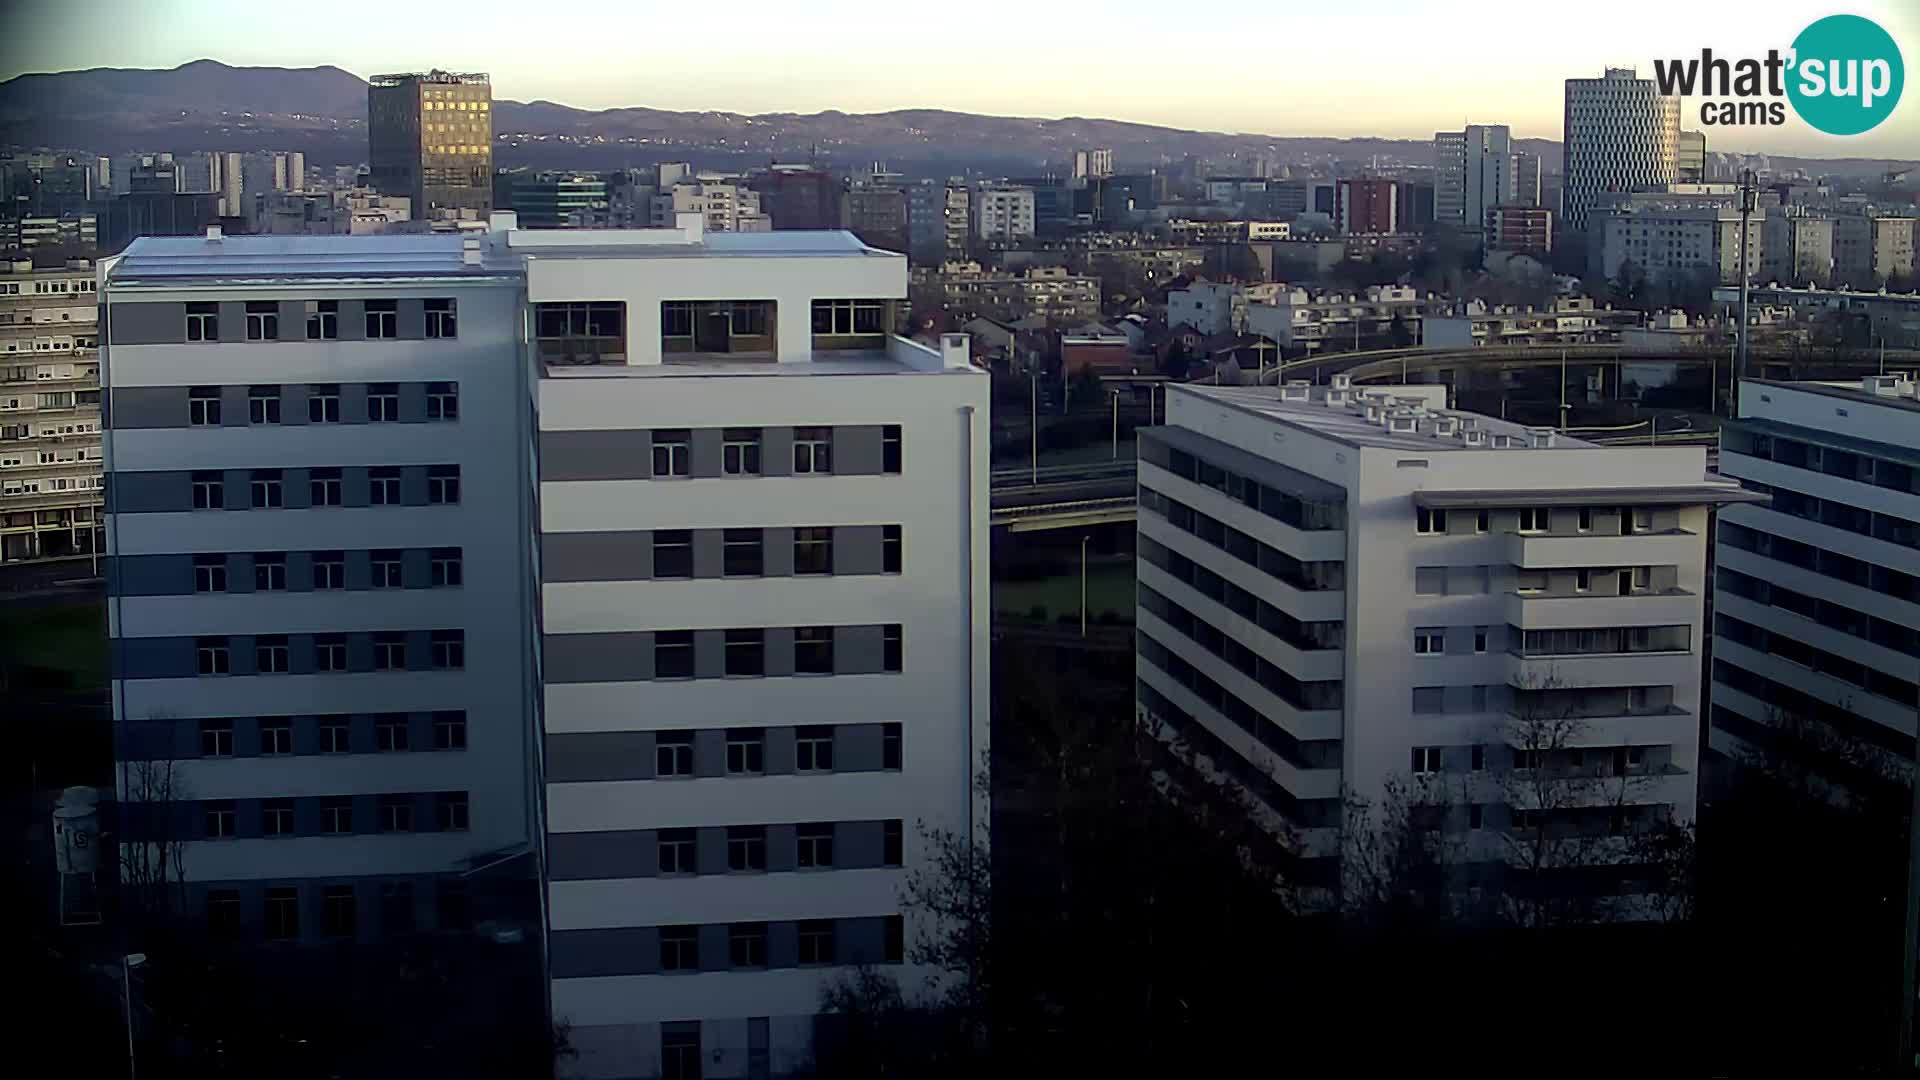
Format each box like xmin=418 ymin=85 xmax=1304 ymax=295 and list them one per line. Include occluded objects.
xmin=1562 ymin=68 xmax=1680 ymax=234
xmin=1433 ymin=125 xmax=1540 ymax=233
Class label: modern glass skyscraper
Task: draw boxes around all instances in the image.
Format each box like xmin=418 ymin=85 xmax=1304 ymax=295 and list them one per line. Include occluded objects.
xmin=1562 ymin=68 xmax=1679 ymax=234
xmin=368 ymin=71 xmax=494 ymax=221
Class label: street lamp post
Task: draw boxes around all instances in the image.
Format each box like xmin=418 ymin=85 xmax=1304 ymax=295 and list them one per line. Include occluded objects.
xmin=122 ymin=952 xmax=146 ymax=1080
xmin=1079 ymin=534 xmax=1090 ymax=638
xmin=1029 ymin=369 xmax=1038 ymax=486
xmin=1110 ymin=389 xmax=1120 ymax=459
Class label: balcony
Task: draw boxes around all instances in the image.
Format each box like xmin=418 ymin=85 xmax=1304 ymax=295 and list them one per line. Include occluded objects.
xmin=1507 ymin=649 xmax=1697 ymax=691
xmin=664 ymin=300 xmax=777 ymax=362
xmin=1504 ymin=588 xmax=1698 ymax=630
xmin=1504 ymin=528 xmax=1700 ymax=570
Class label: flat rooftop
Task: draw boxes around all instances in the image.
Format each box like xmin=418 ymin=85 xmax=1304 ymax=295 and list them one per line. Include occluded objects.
xmin=1178 ymin=383 xmax=1599 ymax=453
xmin=543 ymin=353 xmax=964 ymax=379
xmin=1750 ymin=376 xmax=1920 ymax=415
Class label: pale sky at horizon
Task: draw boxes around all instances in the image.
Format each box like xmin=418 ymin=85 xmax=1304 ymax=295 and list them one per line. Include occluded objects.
xmin=2 ymin=0 xmax=1915 ymax=157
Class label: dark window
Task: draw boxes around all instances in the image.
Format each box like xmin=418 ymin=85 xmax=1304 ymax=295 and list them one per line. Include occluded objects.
xmin=380 ymin=794 xmax=414 ymax=833
xmin=249 ymin=469 xmax=283 ymax=508
xmin=723 ymin=528 xmax=763 ymax=576
xmin=882 ymin=724 xmax=902 ymax=770
xmin=723 ymin=428 xmax=761 ymax=475
xmin=436 ymin=791 xmax=469 ymax=831
xmin=653 ymin=531 xmax=692 ymax=578
xmin=434 ymin=711 xmax=467 ymax=750
xmin=428 ymin=465 xmax=460 ymax=505
xmin=253 ymin=552 xmax=286 ymax=591
xmin=727 ymin=825 xmax=767 ymax=872
xmin=196 ymin=636 xmax=230 ymax=675
xmin=729 ymin=923 xmax=768 ymax=968
xmin=365 ymin=299 xmax=398 ymax=338
xmin=882 ymin=525 xmax=901 ymax=573
xmin=263 ymin=798 xmax=294 ymax=835
xmin=185 ymin=302 xmax=218 ymax=342
xmin=249 ymin=305 xmax=282 ymax=341
xmin=655 ymin=631 xmax=695 ymax=679
xmin=652 ymin=430 xmax=690 ymax=477
xmin=382 ymin=882 xmax=414 ymax=934
xmin=437 ymin=880 xmax=471 ymax=930
xmin=259 ymin=715 xmax=291 ymax=752
xmin=883 ymin=624 xmax=903 ymax=672
xmin=247 ymin=385 xmax=281 ymax=424
xmin=372 ymin=631 xmax=406 ymax=669
xmin=727 ymin=728 xmax=764 ymax=774
xmin=426 ymin=381 xmax=458 ymax=420
xmin=431 ymin=548 xmax=463 ymax=587
xmin=312 ymin=551 xmax=345 ymax=589
xmin=377 ymin=713 xmax=409 ymax=752
xmin=188 ymin=386 xmax=221 ymax=425
xmin=796 ymin=725 xmax=834 ymax=771
xmin=319 ymin=715 xmax=350 ymax=753
xmin=194 ymin=554 xmax=227 ymax=593
xmin=662 ymin=1024 xmax=700 ymax=1080
xmin=658 ymin=828 xmax=695 ymax=874
xmin=309 ymin=467 xmax=343 ymax=506
xmin=884 ymin=914 xmax=904 ymax=963
xmin=204 ymin=799 xmax=235 ymax=838
xmin=320 ymin=797 xmax=353 ymax=834
xmin=200 ymin=718 xmax=233 ymax=757
xmin=266 ymin=887 xmax=300 ymax=940
xmin=370 ymin=550 xmax=402 ymax=588
xmin=882 ymin=424 xmax=902 ymax=473
xmin=191 ymin=471 xmax=224 ymax=509
xmin=656 ymin=731 xmax=694 ymax=776
xmin=793 ymin=528 xmax=832 ymax=575
xmin=725 ymin=629 xmax=765 ymax=677
xmin=306 ymin=301 xmax=338 ymax=340
xmin=793 ymin=426 xmax=831 ymax=474
xmin=883 ymin=819 xmax=903 ymax=866
xmin=797 ymin=823 xmax=834 ymax=868
xmin=369 ymin=467 xmax=401 ymax=506
xmin=207 ymin=890 xmax=242 ymax=938
xmin=425 ymin=298 xmax=457 ymax=339
xmin=795 ymin=627 xmax=834 ymax=674
xmin=322 ymin=886 xmax=356 ymax=938
xmin=797 ymin=919 xmax=836 ymax=965
xmin=367 ymin=383 xmax=399 ymax=422
xmin=660 ymin=926 xmax=699 ymax=971
xmin=431 ymin=629 xmax=465 ymax=670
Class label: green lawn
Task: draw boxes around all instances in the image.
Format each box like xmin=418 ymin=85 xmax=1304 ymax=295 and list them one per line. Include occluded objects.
xmin=993 ymin=564 xmax=1136 ymax=621
xmin=0 ymin=600 xmax=107 ymax=690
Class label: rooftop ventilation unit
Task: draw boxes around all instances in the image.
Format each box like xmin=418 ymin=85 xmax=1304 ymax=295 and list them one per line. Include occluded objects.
xmin=1388 ymin=411 xmax=1418 ymax=433
xmin=1330 ymin=373 xmax=1353 ymax=391
xmin=1280 ymin=381 xmax=1310 ymax=401
xmin=1325 ymin=388 xmax=1349 ymax=406
xmin=1460 ymin=428 xmax=1487 ymax=446
xmin=1492 ymin=433 xmax=1513 ymax=448
xmin=1432 ymin=416 xmax=1459 ymax=437
xmin=1526 ymin=427 xmax=1557 ymax=448
xmin=1863 ymin=373 xmax=1913 ymax=398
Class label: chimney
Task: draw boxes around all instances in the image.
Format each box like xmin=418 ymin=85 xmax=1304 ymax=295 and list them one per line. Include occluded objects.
xmin=461 ymin=236 xmax=482 ymax=267
xmin=488 ymin=210 xmax=518 ymax=233
xmin=205 ymin=224 xmax=222 ymax=242
xmin=675 ymin=211 xmax=706 ymax=242
xmin=940 ymin=332 xmax=971 ymax=369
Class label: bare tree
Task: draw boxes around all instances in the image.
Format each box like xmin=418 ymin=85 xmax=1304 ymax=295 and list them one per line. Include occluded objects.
xmin=116 ymin=752 xmax=188 ymax=933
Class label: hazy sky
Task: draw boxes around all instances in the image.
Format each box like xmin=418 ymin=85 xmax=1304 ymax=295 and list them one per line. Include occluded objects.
xmin=2 ymin=0 xmax=1915 ymax=157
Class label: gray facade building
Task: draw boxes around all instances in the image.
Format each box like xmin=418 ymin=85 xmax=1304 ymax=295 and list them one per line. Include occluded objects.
xmin=368 ymin=71 xmax=494 ymax=221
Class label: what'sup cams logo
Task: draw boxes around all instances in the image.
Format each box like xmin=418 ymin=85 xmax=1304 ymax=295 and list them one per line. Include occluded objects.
xmin=1654 ymin=13 xmax=1904 ymax=135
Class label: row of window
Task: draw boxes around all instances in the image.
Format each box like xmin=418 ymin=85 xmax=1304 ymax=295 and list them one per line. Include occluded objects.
xmin=187 ymin=465 xmax=460 ymax=509
xmin=1718 ymin=566 xmax=1920 ymax=660
xmin=1720 ymin=520 xmax=1920 ymax=603
xmin=1713 ymin=659 xmax=1914 ymax=762
xmin=646 ymin=425 xmax=901 ymax=478
xmin=206 ymin=878 xmax=473 ymax=943
xmin=1409 ymin=743 xmax=1651 ymax=778
xmin=184 ymin=299 xmax=457 ymax=343
xmin=0 ymin=418 xmax=97 ymax=440
xmin=1136 ymin=680 xmax=1341 ymax=828
xmin=198 ymin=712 xmax=466 ymax=757
xmin=1139 ymin=534 xmax=1343 ymax=651
xmin=649 ymin=625 xmax=903 ymax=679
xmin=187 ymin=382 xmax=457 ymax=425
xmin=1746 ymin=478 xmax=1919 ymax=551
xmin=1139 ymin=587 xmax=1343 ymax=713
xmin=1136 ymin=632 xmax=1340 ymax=773
xmin=1717 ymin=612 xmax=1919 ymax=708
xmin=646 ymin=820 xmax=904 ymax=876
xmin=1734 ymin=429 xmax=1920 ymax=497
xmin=642 ymin=915 xmax=903 ymax=976
xmin=1141 ymin=435 xmax=1346 ymax=531
xmin=2 ymin=474 xmax=101 ymax=497
xmin=194 ymin=630 xmax=465 ymax=675
xmin=0 ymin=389 xmax=100 ymax=409
xmin=1139 ymin=485 xmax=1345 ymax=592
xmin=648 ymin=724 xmax=902 ymax=778
xmin=191 ymin=547 xmax=462 ymax=592
xmin=1415 ymin=505 xmax=1659 ymax=537
xmin=636 ymin=526 xmax=900 ymax=578
xmin=1413 ymin=627 xmax=1493 ymax=656
xmin=199 ymin=791 xmax=469 ymax=839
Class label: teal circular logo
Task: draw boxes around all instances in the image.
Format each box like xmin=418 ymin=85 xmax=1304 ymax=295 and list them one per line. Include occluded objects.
xmin=1787 ymin=14 xmax=1904 ymax=135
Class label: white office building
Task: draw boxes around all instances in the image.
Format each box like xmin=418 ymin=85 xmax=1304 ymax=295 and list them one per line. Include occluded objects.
xmin=1562 ymin=68 xmax=1680 ymax=234
xmin=1135 ymin=377 xmax=1752 ymax=900
xmin=972 ymin=185 xmax=1036 ymax=243
xmin=101 ymin=216 xmax=989 ymax=1078
xmin=1433 ymin=125 xmax=1540 ymax=233
xmin=1711 ymin=376 xmax=1920 ymax=796
xmin=651 ymin=175 xmax=771 ymax=233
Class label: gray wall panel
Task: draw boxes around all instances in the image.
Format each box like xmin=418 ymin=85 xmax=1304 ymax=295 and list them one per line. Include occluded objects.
xmin=764 ymin=726 xmax=797 ymax=773
xmin=340 ymin=383 xmax=368 ymax=423
xmin=693 ymin=630 xmax=724 ymax=680
xmin=109 ymin=387 xmax=188 ymax=429
xmin=543 ymin=631 xmax=652 ymax=683
xmin=689 ymin=428 xmax=723 ymax=478
xmin=550 ymin=928 xmax=655 ymax=978
xmin=541 ymin=531 xmax=650 ymax=583
xmin=834 ymin=425 xmax=884 ymax=475
xmin=281 ymin=383 xmax=308 ymax=426
xmin=762 ymin=527 xmax=794 ymax=577
xmin=548 ymin=830 xmax=654 ymax=881
xmin=117 ymin=635 xmax=195 ymax=679
xmin=539 ymin=430 xmax=651 ymax=481
xmin=837 ymin=821 xmax=884 ymax=869
xmin=219 ymin=385 xmax=248 ymax=428
xmin=691 ymin=529 xmax=723 ymax=579
xmin=115 ymin=553 xmax=192 ymax=596
xmin=336 ymin=300 xmax=365 ymax=341
xmin=281 ymin=468 xmax=311 ymax=510
xmin=216 ymin=301 xmax=246 ymax=343
xmin=108 ymin=302 xmax=185 ymax=345
xmin=397 ymin=298 xmax=426 ymax=341
xmin=834 ymin=526 xmax=884 ymax=575
xmin=838 ymin=724 xmax=884 ymax=772
xmin=399 ymin=466 xmax=429 ymax=507
xmin=109 ymin=471 xmax=190 ymax=514
xmin=761 ymin=426 xmax=793 ymax=477
xmin=766 ymin=824 xmax=797 ymax=873
xmin=277 ymin=300 xmax=305 ymax=338
xmin=398 ymin=381 xmax=428 ymax=423
xmin=547 ymin=732 xmax=656 ymax=782
xmin=693 ymin=728 xmax=726 ymax=779
xmin=764 ymin=627 xmax=795 ymax=677
xmin=696 ymin=827 xmax=726 ymax=876
xmin=835 ymin=624 xmax=886 ymax=675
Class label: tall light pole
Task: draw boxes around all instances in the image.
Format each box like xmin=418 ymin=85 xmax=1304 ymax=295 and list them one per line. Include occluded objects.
xmin=1079 ymin=534 xmax=1090 ymax=638
xmin=1029 ymin=368 xmax=1038 ymax=486
xmin=1902 ymin=670 xmax=1920 ymax=1074
xmin=1110 ymin=389 xmax=1120 ymax=459
xmin=1735 ymin=168 xmax=1755 ymax=417
xmin=122 ymin=952 xmax=146 ymax=1080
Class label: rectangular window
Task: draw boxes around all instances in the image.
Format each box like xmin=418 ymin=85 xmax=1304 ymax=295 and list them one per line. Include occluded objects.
xmin=204 ymin=799 xmax=236 ymax=838
xmin=380 ymin=794 xmax=414 ymax=833
xmin=729 ymin=923 xmax=768 ymax=968
xmin=796 ymin=725 xmax=835 ymax=771
xmin=660 ymin=926 xmax=699 ymax=972
xmin=653 ymin=530 xmax=692 ymax=578
xmin=796 ymin=627 xmax=834 ymax=674
xmin=191 ymin=471 xmax=223 ymax=510
xmin=431 ymin=548 xmax=462 ymax=587
xmin=883 ymin=819 xmax=904 ymax=866
xmin=1575 ymin=569 xmax=1592 ymax=593
xmin=797 ymin=919 xmax=837 ymax=965
xmin=882 ymin=524 xmax=902 ymax=573
xmin=436 ymin=792 xmax=469 ymax=831
xmin=882 ymin=425 xmax=902 ymax=473
xmin=249 ymin=470 xmax=283 ymax=508
xmin=266 ymin=888 xmax=300 ymax=940
xmin=723 ymin=528 xmax=763 ymax=576
xmin=253 ymin=715 xmax=291 ymax=758
xmin=811 ymin=299 xmax=886 ymax=336
xmin=367 ymin=384 xmax=399 ymax=422
xmin=725 ymin=629 xmax=765 ymax=677
xmin=722 ymin=428 xmax=761 ymax=475
xmin=1411 ymin=746 xmax=1442 ymax=774
xmin=194 ymin=554 xmax=227 ymax=593
xmin=376 ymin=713 xmax=409 ymax=752
xmin=248 ymin=385 xmax=281 ymax=424
xmin=431 ymin=711 xmax=467 ymax=750
xmin=319 ymin=715 xmax=349 ymax=753
xmin=365 ymin=299 xmax=398 ymax=339
xmin=437 ymin=880 xmax=471 ymax=931
xmin=797 ymin=823 xmax=835 ymax=868
xmin=655 ymin=731 xmax=694 ymax=776
xmin=655 ymin=631 xmax=695 ymax=679
xmin=658 ymin=828 xmax=695 ymax=874
xmin=305 ymin=300 xmax=338 ymax=340
xmin=1577 ymin=507 xmax=1593 ymax=532
xmin=196 ymin=636 xmax=230 ymax=676
xmin=321 ymin=797 xmax=353 ymax=834
xmin=245 ymin=301 xmax=279 ymax=341
xmin=185 ymin=302 xmax=218 ymax=342
xmin=1517 ymin=507 xmax=1547 ymax=533
xmin=425 ymin=298 xmax=457 ymax=339
xmin=1471 ymin=744 xmax=1486 ymax=772
xmin=368 ymin=467 xmax=401 ymax=506
xmin=1469 ymin=804 xmax=1484 ymax=830
xmin=1411 ymin=686 xmax=1444 ymax=714
xmin=424 ymin=382 xmax=459 ymax=422
xmin=660 ymin=301 xmax=694 ymax=338
xmin=793 ymin=528 xmax=832 ymax=575
xmin=428 ymin=465 xmax=460 ymax=504
xmin=312 ymin=551 xmax=345 ymax=590
xmin=1416 ymin=507 xmax=1446 ymax=535
xmin=432 ymin=629 xmax=465 ymax=670
xmin=307 ymin=383 xmax=340 ymax=423
xmin=382 ymin=882 xmax=414 ymax=934
xmin=323 ymin=886 xmax=356 ymax=938
xmin=308 ymin=467 xmax=342 ymax=507
xmin=262 ymin=798 xmax=294 ymax=836
xmin=882 ymin=723 xmax=903 ymax=770
xmin=883 ymin=624 xmax=903 ymax=673
xmin=200 ymin=718 xmax=233 ymax=757
xmin=1414 ymin=629 xmax=1444 ymax=655
xmin=727 ymin=825 xmax=767 ymax=872
xmin=1476 ymin=509 xmax=1490 ymax=533
xmin=1474 ymin=628 xmax=1489 ymax=654
xmin=652 ymin=429 xmax=690 ymax=477
xmin=726 ymin=728 xmax=764 ymax=774
xmin=793 ymin=427 xmax=832 ymax=474
xmin=207 ymin=889 xmax=242 ymax=938
xmin=252 ymin=552 xmax=287 ymax=592
xmin=372 ymin=631 xmax=406 ymax=670
xmin=662 ymin=1024 xmax=700 ymax=1080
xmin=368 ymin=549 xmax=405 ymax=588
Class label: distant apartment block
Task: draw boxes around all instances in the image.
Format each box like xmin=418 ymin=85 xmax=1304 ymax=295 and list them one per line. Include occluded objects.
xmin=973 ymin=186 xmax=1036 ymax=243
xmin=653 ymin=174 xmax=770 ymax=233
xmin=1678 ymin=130 xmax=1707 ymax=183
xmin=1760 ymin=213 xmax=1835 ymax=285
xmin=1431 ymin=125 xmax=1540 ymax=234
xmin=1486 ymin=205 xmax=1553 ymax=256
xmin=1832 ymin=213 xmax=1916 ymax=288
xmin=1334 ymin=178 xmax=1399 ymax=235
xmin=915 ymin=262 xmax=1099 ymax=324
xmin=368 ymin=70 xmax=494 ymax=221
xmin=2 ymin=258 xmax=102 ymax=563
xmin=1074 ymin=147 xmax=1115 ymax=180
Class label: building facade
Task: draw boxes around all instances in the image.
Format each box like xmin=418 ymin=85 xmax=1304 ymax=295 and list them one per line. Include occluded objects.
xmin=1759 ymin=213 xmax=1835 ymax=285
xmin=1334 ymin=178 xmax=1399 ymax=236
xmin=1136 ymin=377 xmax=1751 ymax=901
xmin=1486 ymin=205 xmax=1554 ymax=256
xmin=1432 ymin=125 xmax=1539 ymax=234
xmin=368 ymin=71 xmax=495 ymax=221
xmin=1677 ymin=130 xmax=1707 ymax=183
xmin=915 ymin=262 xmax=1099 ymax=324
xmin=2 ymin=258 xmax=102 ymax=564
xmin=1832 ymin=213 xmax=1916 ymax=288
xmin=973 ymin=186 xmax=1036 ymax=243
xmin=1562 ymin=69 xmax=1680 ymax=234
xmin=1710 ymin=376 xmax=1920 ymax=799
xmin=512 ymin=174 xmax=611 ymax=229
xmin=652 ymin=176 xmax=770 ymax=233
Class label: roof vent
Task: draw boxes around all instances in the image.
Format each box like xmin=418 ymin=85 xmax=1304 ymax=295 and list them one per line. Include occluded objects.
xmin=1863 ymin=373 xmax=1910 ymax=397
xmin=205 ymin=224 xmax=222 ymax=242
xmin=1330 ymin=373 xmax=1352 ymax=391
xmin=461 ymin=236 xmax=482 ymax=266
xmin=1526 ymin=426 xmax=1557 ymax=448
xmin=1325 ymin=388 xmax=1348 ymax=406
xmin=1432 ymin=416 xmax=1459 ymax=437
xmin=1461 ymin=428 xmax=1487 ymax=446
xmin=1280 ymin=380 xmax=1309 ymax=401
xmin=1388 ymin=412 xmax=1418 ymax=433
xmin=1491 ymin=433 xmax=1513 ymax=448
xmin=1364 ymin=403 xmax=1382 ymax=423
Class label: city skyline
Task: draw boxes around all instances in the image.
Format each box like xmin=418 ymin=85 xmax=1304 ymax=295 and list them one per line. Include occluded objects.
xmin=2 ymin=0 xmax=1915 ymax=159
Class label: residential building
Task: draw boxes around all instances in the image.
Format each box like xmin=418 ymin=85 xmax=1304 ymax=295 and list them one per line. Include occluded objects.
xmin=368 ymin=70 xmax=494 ymax=220
xmin=908 ymin=180 xmax=969 ymax=265
xmin=100 ymin=217 xmax=988 ymax=1077
xmin=843 ymin=184 xmax=908 ymax=253
xmin=1073 ymin=148 xmax=1115 ymax=180
xmin=1397 ymin=179 xmax=1437 ymax=234
xmin=1243 ymin=285 xmax=1430 ymax=353
xmin=1136 ymin=377 xmax=1754 ymax=900
xmin=914 ymin=262 xmax=1100 ymax=324
xmin=1710 ymin=376 xmax=1920 ymax=800
xmin=1486 ymin=205 xmax=1554 ymax=257
xmin=973 ymin=186 xmax=1036 ymax=243
xmin=1334 ymin=178 xmax=1399 ymax=236
xmin=101 ymin=231 xmax=540 ymax=960
xmin=1832 ymin=213 xmax=1916 ymax=288
xmin=1432 ymin=126 xmax=1540 ymax=233
xmin=1166 ymin=282 xmax=1247 ymax=336
xmin=511 ymin=174 xmax=611 ymax=229
xmin=1715 ymin=284 xmax=1918 ymax=343
xmin=1 ymin=258 xmax=102 ymax=564
xmin=751 ymin=165 xmax=843 ymax=230
xmin=1588 ymin=192 xmax=1761 ymax=286
xmin=1760 ymin=213 xmax=1835 ymax=285
xmin=652 ymin=175 xmax=770 ymax=233
xmin=1678 ymin=130 xmax=1707 ymax=183
xmin=1562 ymin=68 xmax=1680 ymax=234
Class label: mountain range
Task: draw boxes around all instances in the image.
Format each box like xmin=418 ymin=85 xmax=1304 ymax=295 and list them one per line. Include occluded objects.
xmin=2 ymin=60 xmax=1912 ymax=178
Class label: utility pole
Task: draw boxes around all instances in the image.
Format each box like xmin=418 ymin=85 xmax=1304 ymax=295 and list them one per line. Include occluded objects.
xmin=1905 ymin=678 xmax=1920 ymax=1074
xmin=1110 ymin=389 xmax=1120 ymax=459
xmin=1558 ymin=348 xmax=1568 ymax=430
xmin=1079 ymin=534 xmax=1090 ymax=638
xmin=1735 ymin=169 xmax=1755 ymax=418
xmin=1029 ymin=369 xmax=1038 ymax=486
